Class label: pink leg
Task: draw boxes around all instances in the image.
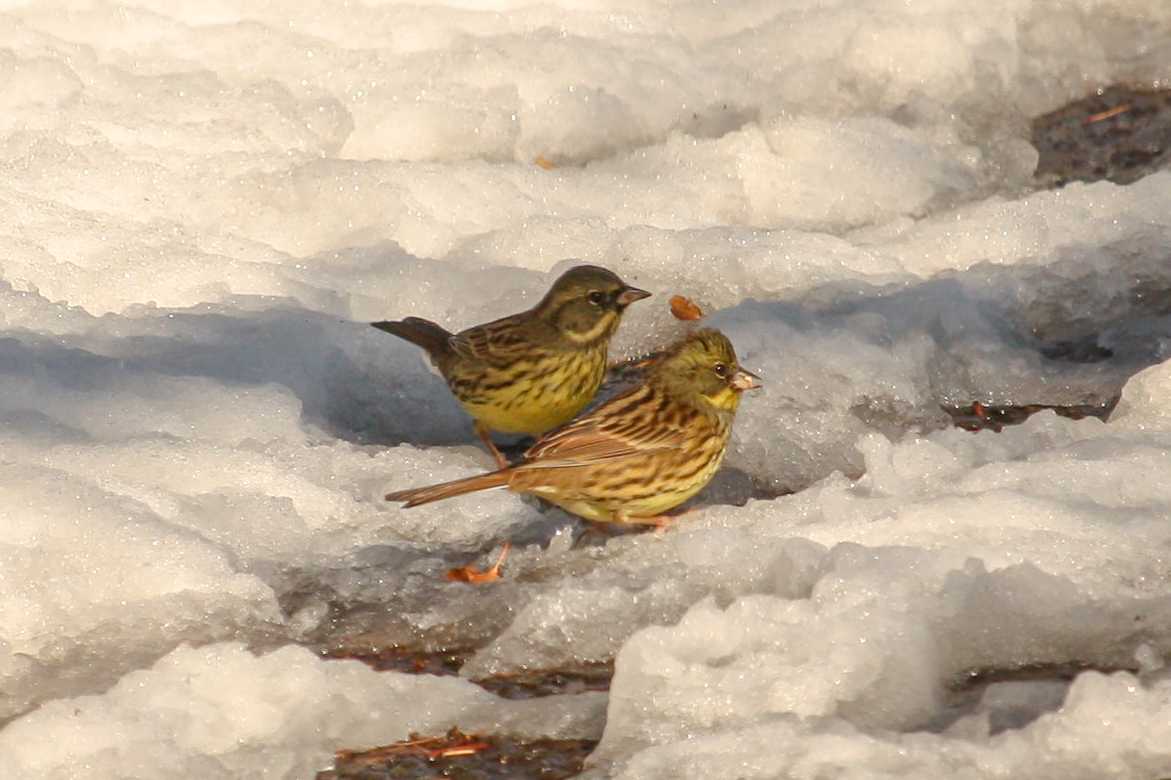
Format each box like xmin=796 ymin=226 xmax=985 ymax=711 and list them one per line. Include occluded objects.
xmin=619 ymin=507 xmax=699 ymax=534
xmin=474 ymin=421 xmax=509 ymax=469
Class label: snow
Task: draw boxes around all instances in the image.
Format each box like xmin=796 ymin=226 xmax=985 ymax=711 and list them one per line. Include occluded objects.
xmin=0 ymin=643 xmax=605 ymax=779
xmin=2 ymin=0 xmax=1171 ymax=778
xmin=598 ymin=671 xmax=1171 ymax=780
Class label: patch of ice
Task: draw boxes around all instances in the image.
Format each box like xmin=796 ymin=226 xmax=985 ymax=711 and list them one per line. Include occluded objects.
xmin=0 ymin=642 xmax=605 ymax=779
xmin=595 ymin=671 xmax=1171 ymax=779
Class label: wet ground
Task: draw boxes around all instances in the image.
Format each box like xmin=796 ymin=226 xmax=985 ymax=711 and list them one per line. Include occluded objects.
xmin=943 ymin=398 xmax=1117 ymax=432
xmin=1032 ymin=84 xmax=1171 ymax=186
xmin=318 ymin=729 xmax=596 ymax=780
xmin=313 ymin=84 xmax=1170 ymax=779
xmin=321 ymin=642 xmax=613 ymax=700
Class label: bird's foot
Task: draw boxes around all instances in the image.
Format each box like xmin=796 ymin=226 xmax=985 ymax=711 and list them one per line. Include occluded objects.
xmin=474 ymin=422 xmax=510 ymax=469
xmin=648 ymin=516 xmax=675 ymax=534
xmin=488 ymin=445 xmax=509 ymax=470
xmin=446 ymin=542 xmax=511 ymax=584
xmin=619 ymin=507 xmax=699 ymax=534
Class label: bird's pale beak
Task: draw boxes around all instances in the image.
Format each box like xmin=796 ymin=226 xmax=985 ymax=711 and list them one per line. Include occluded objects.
xmin=617 ymin=286 xmax=652 ymax=306
xmin=730 ymin=368 xmax=762 ymax=392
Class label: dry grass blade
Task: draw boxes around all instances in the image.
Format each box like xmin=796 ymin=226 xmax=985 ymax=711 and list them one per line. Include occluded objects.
xmin=334 ymin=728 xmax=489 ymax=767
xmin=1083 ymin=104 xmax=1130 ymax=124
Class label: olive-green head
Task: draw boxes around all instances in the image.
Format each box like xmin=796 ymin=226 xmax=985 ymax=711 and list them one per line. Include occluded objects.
xmin=654 ymin=328 xmax=761 ymax=413
xmin=535 ymin=265 xmax=650 ymax=344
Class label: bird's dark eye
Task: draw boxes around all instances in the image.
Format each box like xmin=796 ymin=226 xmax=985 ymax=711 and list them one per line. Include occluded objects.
xmin=587 ymin=291 xmax=605 ymax=305
xmin=713 ymin=363 xmax=728 ymax=378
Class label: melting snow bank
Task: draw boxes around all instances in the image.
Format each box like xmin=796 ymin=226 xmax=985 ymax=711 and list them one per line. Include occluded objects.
xmin=3 ymin=0 xmax=1171 ymax=777
xmin=6 ymin=358 xmax=1171 ymax=778
xmin=0 ymin=643 xmax=604 ymax=779
xmin=596 ymin=671 xmax=1171 ymax=780
xmin=580 ymin=360 xmax=1171 ymax=777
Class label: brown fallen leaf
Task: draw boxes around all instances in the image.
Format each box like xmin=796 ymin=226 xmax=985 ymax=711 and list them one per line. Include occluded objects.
xmin=669 ymin=294 xmax=704 ymax=321
xmin=446 ymin=542 xmax=511 ymax=584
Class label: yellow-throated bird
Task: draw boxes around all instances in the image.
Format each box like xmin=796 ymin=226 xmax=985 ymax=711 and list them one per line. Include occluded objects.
xmin=385 ymin=328 xmax=760 ymax=526
xmin=373 ymin=265 xmax=650 ymax=467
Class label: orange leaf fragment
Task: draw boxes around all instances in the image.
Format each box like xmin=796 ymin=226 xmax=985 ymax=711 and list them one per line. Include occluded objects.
xmin=446 ymin=542 xmax=511 ymax=584
xmin=669 ymin=295 xmax=704 ymax=321
xmin=534 ymin=155 xmax=556 ymax=170
xmin=430 ymin=743 xmax=491 ymax=759
xmin=1083 ymin=104 xmax=1130 ymax=124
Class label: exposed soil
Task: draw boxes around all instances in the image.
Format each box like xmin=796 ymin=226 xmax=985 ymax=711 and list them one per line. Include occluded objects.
xmin=323 ymin=644 xmax=472 ymax=679
xmin=1032 ymin=84 xmax=1171 ymax=186
xmin=943 ymin=398 xmax=1117 ymax=432
xmin=321 ymin=640 xmax=614 ymax=700
xmin=318 ymin=728 xmax=596 ymax=780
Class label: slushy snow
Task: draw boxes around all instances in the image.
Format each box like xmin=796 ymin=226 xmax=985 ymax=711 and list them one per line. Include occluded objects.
xmin=2 ymin=0 xmax=1171 ymax=778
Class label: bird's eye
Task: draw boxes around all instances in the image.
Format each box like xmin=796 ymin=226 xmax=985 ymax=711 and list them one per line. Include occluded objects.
xmin=587 ymin=291 xmax=605 ymax=305
xmin=713 ymin=363 xmax=728 ymax=378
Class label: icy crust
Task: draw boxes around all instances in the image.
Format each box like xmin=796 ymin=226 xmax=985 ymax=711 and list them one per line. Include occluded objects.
xmin=574 ymin=361 xmax=1171 ymax=774
xmin=7 ymin=0 xmax=1169 ymax=171
xmin=598 ymin=671 xmax=1171 ymax=780
xmin=464 ymin=405 xmax=1171 ymax=682
xmin=6 ymin=354 xmax=1171 ymax=777
xmin=4 ymin=142 xmax=1168 ymax=315
xmin=2 ymin=0 xmax=1170 ymax=301
xmin=0 ymin=287 xmax=549 ymax=720
xmin=4 ymin=183 xmax=1171 ymax=502
xmin=6 ymin=360 xmax=1171 ymax=768
xmin=0 ymin=464 xmax=280 ymax=721
xmin=0 ymin=642 xmax=605 ymax=780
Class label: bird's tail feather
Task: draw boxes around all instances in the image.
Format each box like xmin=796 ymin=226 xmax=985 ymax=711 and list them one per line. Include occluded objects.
xmin=386 ymin=470 xmax=511 ymax=508
xmin=372 ymin=316 xmax=452 ymax=360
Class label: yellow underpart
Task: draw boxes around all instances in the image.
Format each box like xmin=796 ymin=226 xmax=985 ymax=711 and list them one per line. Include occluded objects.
xmin=463 ymin=388 xmax=593 ymax=435
xmin=529 ymin=447 xmax=727 ymax=523
xmin=456 ymin=346 xmax=607 ymax=436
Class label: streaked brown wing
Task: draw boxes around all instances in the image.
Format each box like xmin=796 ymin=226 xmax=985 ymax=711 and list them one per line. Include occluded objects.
xmin=449 ymin=313 xmax=537 ymax=366
xmin=521 ymin=386 xmax=686 ymax=468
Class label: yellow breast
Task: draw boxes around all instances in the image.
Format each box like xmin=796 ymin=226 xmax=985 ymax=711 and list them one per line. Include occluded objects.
xmin=454 ymin=346 xmax=607 ymax=436
xmin=518 ymin=414 xmax=731 ymax=522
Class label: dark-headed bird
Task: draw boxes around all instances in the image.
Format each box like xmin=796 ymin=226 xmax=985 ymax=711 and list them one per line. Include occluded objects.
xmin=373 ymin=265 xmax=650 ymax=467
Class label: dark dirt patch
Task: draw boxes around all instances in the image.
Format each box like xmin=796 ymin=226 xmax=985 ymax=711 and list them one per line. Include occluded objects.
xmin=924 ymin=661 xmax=1139 ymax=735
xmin=322 ymin=644 xmax=473 ymax=678
xmin=475 ymin=662 xmax=613 ymax=700
xmin=944 ymin=398 xmax=1117 ymax=432
xmin=318 ymin=728 xmax=596 ymax=780
xmin=950 ymin=660 xmax=1135 ymax=690
xmin=1033 ymin=84 xmax=1171 ymax=186
xmin=323 ymin=641 xmax=614 ymax=701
